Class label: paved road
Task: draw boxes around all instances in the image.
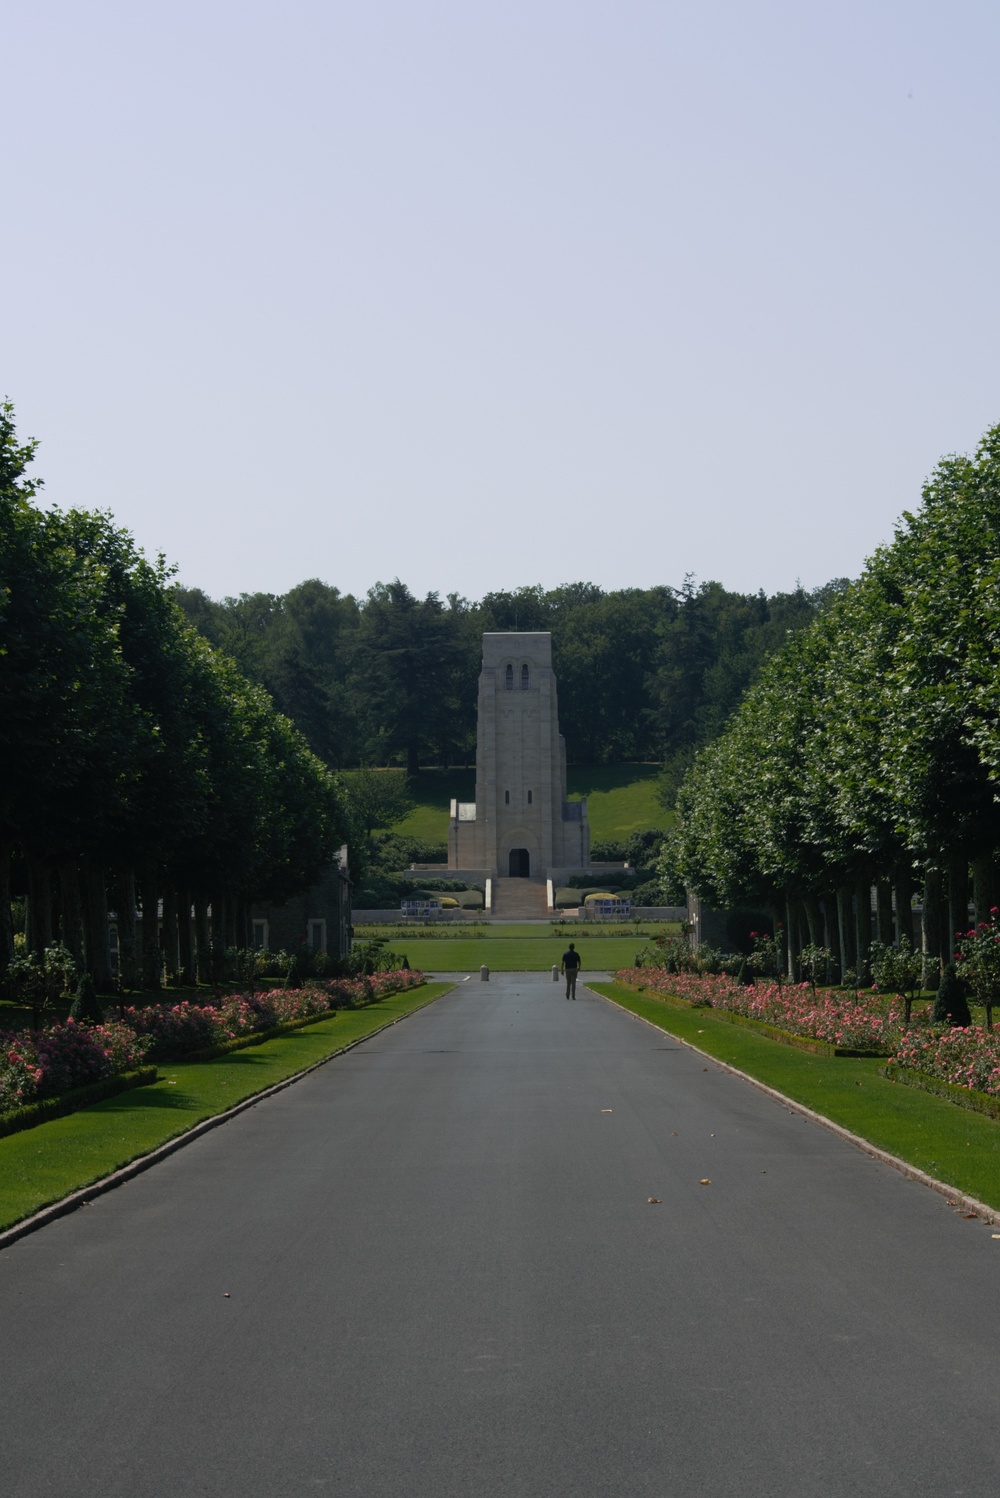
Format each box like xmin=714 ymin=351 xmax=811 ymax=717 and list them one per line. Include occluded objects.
xmin=2 ymin=975 xmax=1000 ymax=1497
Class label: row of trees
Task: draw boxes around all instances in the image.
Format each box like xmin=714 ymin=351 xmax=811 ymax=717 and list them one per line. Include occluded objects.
xmin=671 ymin=424 xmax=1000 ymax=982
xmin=1 ymin=405 xmax=348 ymax=991
xmin=176 ymin=575 xmax=846 ymax=774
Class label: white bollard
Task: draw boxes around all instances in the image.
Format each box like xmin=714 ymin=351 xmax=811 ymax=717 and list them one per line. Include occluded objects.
xmin=480 ymin=964 xmax=490 ymax=981
xmin=552 ymin=965 xmax=560 ymax=981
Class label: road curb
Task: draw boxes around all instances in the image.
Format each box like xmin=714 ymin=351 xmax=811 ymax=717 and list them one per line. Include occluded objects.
xmin=0 ymin=984 xmax=455 ymax=1254
xmin=590 ymin=984 xmax=1000 ymax=1229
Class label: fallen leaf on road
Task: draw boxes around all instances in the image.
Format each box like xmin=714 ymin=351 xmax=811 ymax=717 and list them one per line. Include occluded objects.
xmin=601 ymin=1109 xmax=613 ymax=1113
xmin=223 ymin=1293 xmax=231 ymax=1298
xmin=702 ymin=1068 xmax=708 ymax=1072
xmin=647 ymin=1197 xmax=661 ymax=1204
xmin=699 ymin=1179 xmax=711 ymax=1185
xmin=963 ymin=1213 xmax=978 ymax=1220
xmin=992 ymin=1234 xmax=1000 ymax=1239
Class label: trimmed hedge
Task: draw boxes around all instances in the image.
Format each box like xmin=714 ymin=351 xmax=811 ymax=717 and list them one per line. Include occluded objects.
xmin=0 ymin=1066 xmax=158 ymax=1140
xmin=881 ymin=1063 xmax=1000 ymax=1123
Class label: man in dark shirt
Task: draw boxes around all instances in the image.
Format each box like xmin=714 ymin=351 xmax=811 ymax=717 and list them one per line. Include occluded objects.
xmin=561 ymin=942 xmax=582 ymax=999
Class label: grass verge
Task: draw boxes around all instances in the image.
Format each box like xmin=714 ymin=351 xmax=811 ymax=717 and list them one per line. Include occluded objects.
xmin=0 ymin=983 xmax=453 ymax=1233
xmin=591 ymin=981 xmax=1000 ymax=1210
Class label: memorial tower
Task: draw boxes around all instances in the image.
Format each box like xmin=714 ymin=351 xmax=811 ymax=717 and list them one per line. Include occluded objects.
xmin=448 ymin=631 xmax=590 ymax=879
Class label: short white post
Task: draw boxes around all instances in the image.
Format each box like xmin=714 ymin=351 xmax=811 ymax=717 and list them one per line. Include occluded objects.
xmin=480 ymin=964 xmax=490 ymax=981
xmin=551 ymin=964 xmax=560 ymax=982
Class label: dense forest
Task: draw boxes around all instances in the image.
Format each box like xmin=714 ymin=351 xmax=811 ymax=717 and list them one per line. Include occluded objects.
xmin=175 ymin=576 xmax=848 ymax=781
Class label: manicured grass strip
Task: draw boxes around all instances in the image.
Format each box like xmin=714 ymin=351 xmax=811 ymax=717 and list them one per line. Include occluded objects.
xmin=0 ymin=1068 xmax=158 ymax=1140
xmin=881 ymin=1064 xmax=1000 ymax=1124
xmin=394 ymin=763 xmax=674 ymax=846
xmin=0 ymin=983 xmax=453 ymax=1234
xmin=398 ymin=937 xmax=651 ymax=971
xmin=355 ymin=922 xmax=681 ymax=940
xmin=590 ymin=982 xmax=1000 ymax=1211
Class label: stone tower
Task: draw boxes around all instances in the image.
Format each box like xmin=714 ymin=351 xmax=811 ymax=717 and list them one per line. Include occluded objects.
xmin=448 ymin=631 xmax=590 ymax=878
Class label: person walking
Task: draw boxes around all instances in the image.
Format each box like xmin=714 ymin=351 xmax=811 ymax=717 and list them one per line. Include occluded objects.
xmin=561 ymin=942 xmax=582 ymax=999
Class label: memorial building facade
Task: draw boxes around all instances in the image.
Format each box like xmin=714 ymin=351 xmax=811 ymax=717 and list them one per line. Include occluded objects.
xmin=448 ymin=631 xmax=591 ymax=882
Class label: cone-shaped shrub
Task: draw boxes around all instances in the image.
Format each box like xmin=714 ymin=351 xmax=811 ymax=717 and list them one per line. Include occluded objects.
xmin=69 ymin=973 xmax=104 ymax=1025
xmin=285 ymin=953 xmax=304 ymax=990
xmin=932 ymin=963 xmax=972 ymax=1027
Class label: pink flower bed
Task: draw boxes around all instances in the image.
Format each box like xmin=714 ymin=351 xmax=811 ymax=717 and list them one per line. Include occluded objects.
xmin=893 ymin=1024 xmax=1000 ymax=1097
xmin=1 ymin=969 xmax=425 ymax=1111
xmin=123 ymin=970 xmax=424 ymax=1060
xmin=0 ymin=1019 xmax=150 ymax=1112
xmin=616 ymin=968 xmax=903 ymax=1052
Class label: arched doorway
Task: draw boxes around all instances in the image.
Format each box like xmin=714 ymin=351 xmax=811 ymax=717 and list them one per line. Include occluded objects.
xmin=508 ymin=848 xmax=530 ymax=877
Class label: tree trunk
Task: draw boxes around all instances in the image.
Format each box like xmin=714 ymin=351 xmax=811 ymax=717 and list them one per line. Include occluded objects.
xmin=58 ymin=861 xmax=85 ymax=970
xmin=235 ymin=899 xmax=251 ymax=951
xmin=178 ymin=893 xmax=196 ymax=986
xmin=770 ymin=901 xmax=784 ymax=982
xmin=115 ymin=869 xmax=138 ymax=990
xmin=137 ymin=865 xmax=162 ymax=991
xmin=803 ymin=893 xmax=823 ymax=949
xmin=210 ymin=892 xmax=227 ymax=984
xmin=876 ymin=880 xmax=894 ymax=946
xmin=894 ymin=869 xmax=914 ymax=947
xmin=194 ymin=893 xmax=211 ymax=985
xmin=0 ymin=836 xmax=15 ymax=978
xmin=785 ymin=894 xmax=799 ymax=982
xmin=26 ymin=857 xmax=54 ymax=956
xmin=947 ymin=857 xmax=970 ymax=956
xmin=971 ymin=853 xmax=999 ymax=927
xmin=921 ymin=868 xmax=943 ymax=990
xmin=162 ymin=890 xmax=179 ymax=984
xmin=854 ymin=875 xmax=872 ymax=979
xmin=82 ymin=866 xmax=113 ymax=992
xmin=837 ymin=885 xmax=856 ymax=982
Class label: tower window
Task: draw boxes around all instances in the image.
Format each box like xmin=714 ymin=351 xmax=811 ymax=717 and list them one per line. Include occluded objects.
xmin=505 ymin=790 xmax=510 ymax=804
xmin=527 ymin=790 xmax=533 ymax=804
xmin=521 ymin=663 xmax=529 ymax=689
xmin=505 ymin=663 xmax=514 ymax=690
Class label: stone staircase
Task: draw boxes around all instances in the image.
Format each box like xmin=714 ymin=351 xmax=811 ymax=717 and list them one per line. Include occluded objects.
xmin=491 ymin=877 xmax=550 ymax=920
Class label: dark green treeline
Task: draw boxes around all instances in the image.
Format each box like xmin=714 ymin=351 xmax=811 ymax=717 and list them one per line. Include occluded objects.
xmin=0 ymin=406 xmax=347 ymax=987
xmin=672 ymin=422 xmax=1000 ymax=983
xmin=175 ymin=576 xmax=847 ymax=776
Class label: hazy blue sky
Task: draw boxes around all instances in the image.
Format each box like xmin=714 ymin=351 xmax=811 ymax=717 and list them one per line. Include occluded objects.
xmin=5 ymin=1 xmax=999 ymax=602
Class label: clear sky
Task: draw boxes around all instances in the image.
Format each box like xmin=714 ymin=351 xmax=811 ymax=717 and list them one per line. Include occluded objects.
xmin=5 ymin=1 xmax=999 ymax=602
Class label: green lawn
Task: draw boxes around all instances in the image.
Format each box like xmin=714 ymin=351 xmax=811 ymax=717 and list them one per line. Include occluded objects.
xmin=394 ymin=763 xmax=672 ymax=848
xmin=591 ymin=982 xmax=1000 ymax=1210
xmin=0 ymin=983 xmax=453 ymax=1233
xmin=392 ymin=936 xmax=651 ymax=971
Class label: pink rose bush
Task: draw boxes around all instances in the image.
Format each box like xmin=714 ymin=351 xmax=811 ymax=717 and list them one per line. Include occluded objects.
xmin=1 ymin=969 xmax=424 ymax=1112
xmin=893 ymin=1023 xmax=1000 ymax=1097
xmin=0 ymin=1019 xmax=150 ymax=1111
xmin=616 ymin=968 xmax=905 ymax=1052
